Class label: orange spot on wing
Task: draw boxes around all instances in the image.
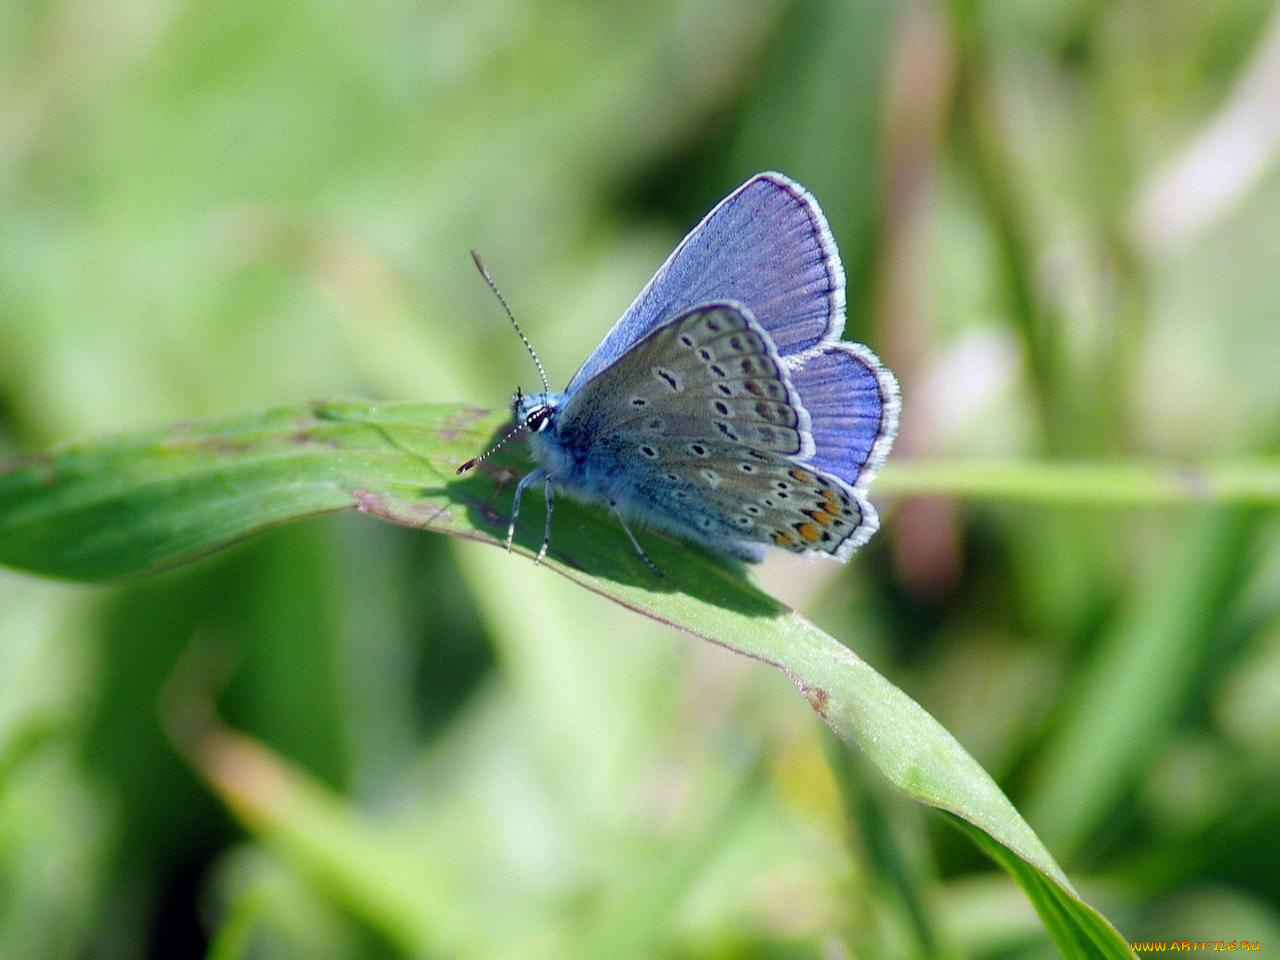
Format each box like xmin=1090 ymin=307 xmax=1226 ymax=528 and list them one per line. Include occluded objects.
xmin=805 ymin=509 xmax=832 ymax=527
xmin=789 ymin=468 xmax=812 ymax=483
xmin=772 ymin=531 xmax=796 ymax=547
xmin=796 ymin=522 xmax=822 ymax=543
xmin=816 ymin=488 xmax=848 ymax=517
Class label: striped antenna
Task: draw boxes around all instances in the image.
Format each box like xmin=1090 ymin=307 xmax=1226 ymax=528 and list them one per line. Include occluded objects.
xmin=470 ymin=250 xmax=549 ymax=392
xmin=455 ymin=416 xmax=529 ymax=474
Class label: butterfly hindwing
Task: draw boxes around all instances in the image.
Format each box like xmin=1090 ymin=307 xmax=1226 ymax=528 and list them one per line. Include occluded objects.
xmin=617 ymin=440 xmax=871 ymax=558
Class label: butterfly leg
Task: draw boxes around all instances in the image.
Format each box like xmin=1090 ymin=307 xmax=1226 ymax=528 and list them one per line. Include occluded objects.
xmin=535 ymin=475 xmax=554 ymax=565
xmin=507 ymin=468 xmax=546 ymax=552
xmin=609 ymin=501 xmax=663 ymax=577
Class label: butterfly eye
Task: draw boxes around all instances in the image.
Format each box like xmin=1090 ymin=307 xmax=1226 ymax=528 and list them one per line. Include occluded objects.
xmin=525 ymin=406 xmax=553 ymax=433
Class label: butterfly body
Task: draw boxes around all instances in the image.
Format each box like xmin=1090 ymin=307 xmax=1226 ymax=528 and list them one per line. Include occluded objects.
xmin=475 ymin=172 xmax=899 ymax=566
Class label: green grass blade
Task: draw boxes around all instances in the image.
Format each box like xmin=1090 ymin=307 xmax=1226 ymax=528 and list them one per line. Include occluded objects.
xmin=0 ymin=401 xmax=482 ymax=581
xmin=4 ymin=401 xmax=1277 ymax=584
xmin=1024 ymin=508 xmax=1258 ymax=857
xmin=0 ymin=400 xmax=1142 ymax=954
xmin=875 ymin=459 xmax=1280 ymax=504
xmin=947 ymin=815 xmax=1133 ymax=959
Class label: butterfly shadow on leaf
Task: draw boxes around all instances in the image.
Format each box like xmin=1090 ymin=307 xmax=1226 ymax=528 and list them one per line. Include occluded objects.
xmin=447 ymin=427 xmax=785 ymax=619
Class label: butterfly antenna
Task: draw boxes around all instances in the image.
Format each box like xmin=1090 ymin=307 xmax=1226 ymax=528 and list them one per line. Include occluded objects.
xmin=456 ymin=413 xmax=530 ymax=475
xmin=471 ymin=250 xmax=549 ymax=392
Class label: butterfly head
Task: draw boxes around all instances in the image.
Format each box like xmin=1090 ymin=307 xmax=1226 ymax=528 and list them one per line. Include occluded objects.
xmin=456 ymin=386 xmax=561 ymax=476
xmin=512 ymin=386 xmax=558 ymax=434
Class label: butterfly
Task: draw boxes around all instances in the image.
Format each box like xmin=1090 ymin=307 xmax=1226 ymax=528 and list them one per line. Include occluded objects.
xmin=459 ymin=172 xmax=899 ymax=568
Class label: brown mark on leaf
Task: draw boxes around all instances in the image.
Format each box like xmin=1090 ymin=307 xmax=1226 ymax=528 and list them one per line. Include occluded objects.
xmin=439 ymin=406 xmax=491 ymax=442
xmin=443 ymin=407 xmax=505 ymax=446
xmin=802 ymin=684 xmax=830 ymax=717
xmin=352 ymin=487 xmax=449 ymax=530
xmin=286 ymin=431 xmax=340 ymax=450
xmin=352 ymin=487 xmax=386 ymax=516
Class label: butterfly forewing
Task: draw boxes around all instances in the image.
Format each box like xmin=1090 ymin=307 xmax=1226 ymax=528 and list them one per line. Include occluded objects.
xmin=560 ymin=303 xmax=812 ymax=458
xmin=568 ymin=173 xmax=845 ymax=392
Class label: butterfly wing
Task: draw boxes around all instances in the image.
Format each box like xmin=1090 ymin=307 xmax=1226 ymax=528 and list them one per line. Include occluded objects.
xmin=560 ymin=301 xmax=813 ymax=457
xmin=556 ymin=303 xmax=875 ymax=560
xmin=567 ymin=172 xmax=845 ymax=393
xmin=787 ymin=342 xmax=899 ymax=491
xmin=565 ymin=171 xmax=898 ymax=495
xmin=613 ymin=438 xmax=873 ymax=561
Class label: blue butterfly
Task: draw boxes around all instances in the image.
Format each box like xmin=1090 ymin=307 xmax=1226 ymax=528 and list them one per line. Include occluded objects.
xmin=460 ymin=172 xmax=899 ymax=567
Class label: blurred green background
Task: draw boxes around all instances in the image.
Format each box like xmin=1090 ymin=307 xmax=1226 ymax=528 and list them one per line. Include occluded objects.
xmin=3 ymin=0 xmax=1280 ymax=957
